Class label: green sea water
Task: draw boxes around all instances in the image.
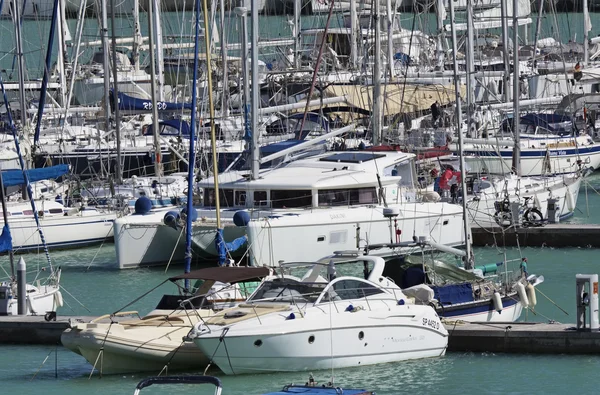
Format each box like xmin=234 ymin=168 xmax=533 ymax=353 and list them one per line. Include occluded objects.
xmin=0 ymin=173 xmax=599 ymax=394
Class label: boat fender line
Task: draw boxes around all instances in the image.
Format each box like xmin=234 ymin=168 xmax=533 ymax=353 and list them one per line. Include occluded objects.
xmin=516 ymin=283 xmax=529 ymax=308
xmin=492 ymin=291 xmax=503 ymax=313
xmin=526 ymin=283 xmax=537 ymax=307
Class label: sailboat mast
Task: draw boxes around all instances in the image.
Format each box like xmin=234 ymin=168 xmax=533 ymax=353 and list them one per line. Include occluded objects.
xmin=219 ymin=0 xmax=229 ymax=117
xmin=132 ymin=0 xmax=141 ymax=71
xmin=372 ymin=2 xmax=382 ymax=145
xmin=584 ymin=0 xmax=590 ymax=65
xmin=250 ymin=0 xmax=260 ymax=180
xmin=511 ymin=0 xmax=521 ymax=176
xmin=185 ymin=0 xmax=202 ymax=284
xmin=12 ymin=0 xmax=27 ymax=128
xmin=147 ymin=0 xmax=163 ymax=178
xmin=350 ymin=0 xmax=357 ymax=69
xmin=235 ymin=7 xmax=250 ymax=148
xmin=465 ymin=0 xmax=475 ymax=135
xmin=500 ymin=0 xmax=511 ymax=102
xmin=386 ymin=0 xmax=394 ymax=79
xmin=293 ymin=0 xmax=301 ymax=69
xmin=100 ymin=0 xmax=112 ymax=133
xmin=203 ymin=0 xmax=221 ymax=230
xmin=449 ymin=0 xmax=472 ymax=269
xmin=152 ymin=0 xmax=165 ymax=101
xmin=110 ymin=0 xmax=122 ymax=183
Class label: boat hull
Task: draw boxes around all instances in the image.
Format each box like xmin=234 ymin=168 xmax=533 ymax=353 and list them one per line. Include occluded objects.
xmin=193 ymin=304 xmax=448 ymax=375
xmin=6 ymin=211 xmax=115 ymax=251
xmin=437 ymin=294 xmax=524 ymax=322
xmin=61 ymin=323 xmax=208 ymax=374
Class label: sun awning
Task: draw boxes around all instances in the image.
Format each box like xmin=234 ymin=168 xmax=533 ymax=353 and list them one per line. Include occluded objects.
xmin=169 ymin=266 xmax=270 ymax=283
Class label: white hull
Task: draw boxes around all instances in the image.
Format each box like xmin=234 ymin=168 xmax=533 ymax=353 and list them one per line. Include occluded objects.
xmin=194 ymin=304 xmax=447 ymax=375
xmin=114 ymin=209 xmax=186 ymax=269
xmin=467 ymin=174 xmax=582 ymax=228
xmin=0 ymin=283 xmax=61 ymax=316
xmin=7 ymin=210 xmax=116 ymax=251
xmin=247 ymin=203 xmax=465 ymax=267
xmin=72 ymin=74 xmax=153 ymax=106
xmin=461 ymin=140 xmax=600 ymax=176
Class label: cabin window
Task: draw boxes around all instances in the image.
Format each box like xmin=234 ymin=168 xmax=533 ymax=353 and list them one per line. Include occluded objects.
xmin=254 ymin=191 xmax=268 ymax=207
xmin=317 ymin=187 xmax=377 ymax=207
xmin=23 ymin=210 xmax=33 ymax=215
xmin=235 ymin=191 xmax=247 ymax=207
xmin=203 ymin=188 xmax=234 ymax=208
xmin=330 ymin=279 xmax=384 ymax=300
xmin=49 ymin=208 xmax=64 ymax=214
xmin=271 ymin=190 xmax=312 ymax=208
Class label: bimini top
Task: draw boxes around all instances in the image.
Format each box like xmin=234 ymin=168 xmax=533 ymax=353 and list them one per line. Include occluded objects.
xmin=169 ymin=266 xmax=270 ymax=284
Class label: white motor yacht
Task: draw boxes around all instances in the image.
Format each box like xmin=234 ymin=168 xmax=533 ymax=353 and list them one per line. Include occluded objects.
xmin=189 ymin=255 xmax=448 ymax=375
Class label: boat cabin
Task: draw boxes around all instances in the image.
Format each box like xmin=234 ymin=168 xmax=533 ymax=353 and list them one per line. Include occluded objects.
xmin=199 ymin=151 xmax=418 ymax=210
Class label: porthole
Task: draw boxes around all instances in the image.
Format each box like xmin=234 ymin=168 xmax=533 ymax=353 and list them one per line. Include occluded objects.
xmin=358 ymin=331 xmax=364 ymax=340
xmin=308 ymin=335 xmax=315 ymax=344
xmin=254 ymin=339 xmax=263 ymax=347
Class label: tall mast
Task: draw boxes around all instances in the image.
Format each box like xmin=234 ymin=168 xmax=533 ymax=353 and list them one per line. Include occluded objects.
xmin=435 ymin=0 xmax=445 ymax=69
xmin=12 ymin=0 xmax=27 ymax=128
xmin=449 ymin=0 xmax=472 ymax=269
xmin=34 ymin=0 xmax=60 ymax=149
xmin=151 ymin=0 xmax=165 ymax=101
xmin=584 ymin=0 xmax=590 ymax=65
xmin=500 ymin=0 xmax=511 ymax=102
xmin=235 ymin=7 xmax=250 ymax=150
xmin=132 ymin=0 xmax=142 ymax=71
xmin=293 ymin=0 xmax=301 ymax=69
xmin=203 ymin=0 xmax=224 ymax=265
xmin=147 ymin=0 xmax=162 ymax=178
xmin=219 ymin=0 xmax=229 ymax=116
xmin=350 ymin=0 xmax=357 ymax=69
xmin=185 ymin=0 xmax=202 ymax=285
xmin=372 ymin=2 xmax=382 ymax=145
xmin=250 ymin=0 xmax=260 ymax=179
xmin=511 ymin=0 xmax=521 ymax=176
xmin=465 ymin=0 xmax=475 ymax=135
xmin=110 ymin=0 xmax=122 ymax=183
xmin=100 ymin=0 xmax=111 ymax=134
xmin=56 ymin=0 xmax=68 ymax=106
xmin=386 ymin=0 xmax=394 ymax=79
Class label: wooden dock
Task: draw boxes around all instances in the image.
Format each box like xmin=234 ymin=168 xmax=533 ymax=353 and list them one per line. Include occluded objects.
xmin=445 ymin=321 xmax=600 ymax=353
xmin=0 ymin=315 xmax=94 ymax=344
xmin=471 ymin=224 xmax=600 ymax=248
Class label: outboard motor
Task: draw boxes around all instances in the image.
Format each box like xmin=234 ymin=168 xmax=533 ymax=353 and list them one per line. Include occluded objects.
xmin=0 ymin=284 xmax=13 ymax=315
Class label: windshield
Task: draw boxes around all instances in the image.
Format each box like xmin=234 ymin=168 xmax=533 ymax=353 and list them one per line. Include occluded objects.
xmin=247 ymin=278 xmax=326 ymax=304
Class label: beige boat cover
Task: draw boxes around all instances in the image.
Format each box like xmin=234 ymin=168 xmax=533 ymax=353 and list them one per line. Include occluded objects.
xmin=318 ymin=83 xmax=465 ymax=116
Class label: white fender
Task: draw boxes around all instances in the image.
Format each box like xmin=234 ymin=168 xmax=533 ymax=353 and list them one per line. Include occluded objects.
xmin=516 ymin=282 xmax=529 ymax=308
xmin=54 ymin=291 xmax=64 ymax=308
xmin=492 ymin=291 xmax=503 ymax=313
xmin=27 ymin=296 xmax=37 ymax=314
xmin=526 ymin=283 xmax=537 ymax=307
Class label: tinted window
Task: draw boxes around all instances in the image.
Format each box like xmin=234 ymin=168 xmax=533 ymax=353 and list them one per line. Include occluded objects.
xmin=331 ymin=279 xmax=384 ymax=300
xmin=271 ymin=190 xmax=312 ymax=208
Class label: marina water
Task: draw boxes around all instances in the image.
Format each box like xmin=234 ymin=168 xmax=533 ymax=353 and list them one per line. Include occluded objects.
xmin=0 ymin=174 xmax=600 ymax=393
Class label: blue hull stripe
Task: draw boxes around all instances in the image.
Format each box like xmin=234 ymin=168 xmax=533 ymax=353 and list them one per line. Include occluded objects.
xmin=464 ymin=144 xmax=600 ymax=157
xmin=438 ymin=295 xmax=519 ymax=318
